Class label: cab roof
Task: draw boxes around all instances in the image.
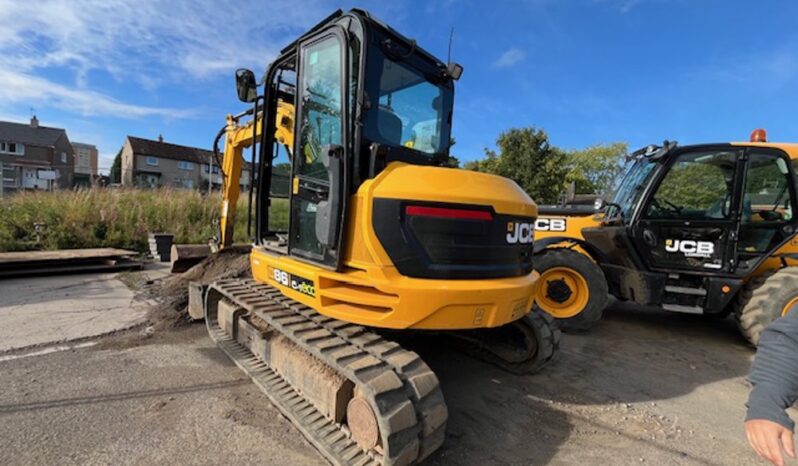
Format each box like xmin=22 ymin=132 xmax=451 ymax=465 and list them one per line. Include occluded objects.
xmin=730 ymin=141 xmax=798 ymax=159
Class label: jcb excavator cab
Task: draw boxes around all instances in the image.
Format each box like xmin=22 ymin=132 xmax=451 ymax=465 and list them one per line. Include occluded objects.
xmin=534 ymin=130 xmax=798 ymax=345
xmin=249 ymin=10 xmax=459 ymax=269
xmin=203 ymin=9 xmax=558 ymax=465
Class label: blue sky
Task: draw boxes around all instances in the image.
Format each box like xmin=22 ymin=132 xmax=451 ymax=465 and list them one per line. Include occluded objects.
xmin=1 ymin=0 xmax=797 ymax=173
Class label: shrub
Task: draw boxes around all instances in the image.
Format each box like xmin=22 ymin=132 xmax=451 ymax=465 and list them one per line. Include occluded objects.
xmin=0 ymin=188 xmax=288 ymax=252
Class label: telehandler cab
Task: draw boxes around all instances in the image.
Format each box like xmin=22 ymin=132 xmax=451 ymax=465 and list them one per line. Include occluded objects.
xmin=193 ymin=9 xmax=559 ymax=465
xmin=534 ymin=129 xmax=798 ymax=345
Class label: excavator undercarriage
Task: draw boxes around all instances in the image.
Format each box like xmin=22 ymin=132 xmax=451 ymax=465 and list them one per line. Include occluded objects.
xmin=206 ymin=279 xmax=447 ymax=465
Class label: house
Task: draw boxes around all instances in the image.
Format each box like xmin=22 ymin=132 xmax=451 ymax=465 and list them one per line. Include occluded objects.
xmin=71 ymin=142 xmax=98 ymax=187
xmin=0 ymin=116 xmax=74 ymax=193
xmin=119 ymin=135 xmax=252 ymax=191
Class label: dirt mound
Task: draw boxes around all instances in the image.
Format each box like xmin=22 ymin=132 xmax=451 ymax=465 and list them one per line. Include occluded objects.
xmin=149 ymin=245 xmax=253 ymax=328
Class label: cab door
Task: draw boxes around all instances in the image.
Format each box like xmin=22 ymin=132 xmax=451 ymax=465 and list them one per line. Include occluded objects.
xmin=634 ymin=147 xmax=744 ymax=273
xmin=288 ymin=30 xmax=349 ymax=269
xmin=735 ymin=148 xmax=798 ymax=274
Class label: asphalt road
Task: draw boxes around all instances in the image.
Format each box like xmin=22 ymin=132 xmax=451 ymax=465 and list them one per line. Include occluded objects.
xmin=0 ymin=271 xmax=793 ymax=465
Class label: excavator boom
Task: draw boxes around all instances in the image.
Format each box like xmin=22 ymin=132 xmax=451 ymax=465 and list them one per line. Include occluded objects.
xmin=216 ymin=101 xmax=294 ymax=249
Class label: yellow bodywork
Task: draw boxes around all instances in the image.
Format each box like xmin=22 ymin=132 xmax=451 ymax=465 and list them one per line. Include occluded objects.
xmin=251 ymin=163 xmax=540 ymax=330
xmin=217 ymin=106 xmax=540 ymax=331
xmin=534 ymin=213 xmax=601 ymax=243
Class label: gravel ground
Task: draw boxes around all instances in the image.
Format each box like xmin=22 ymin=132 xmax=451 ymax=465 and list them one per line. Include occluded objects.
xmin=0 ymin=279 xmax=791 ymax=465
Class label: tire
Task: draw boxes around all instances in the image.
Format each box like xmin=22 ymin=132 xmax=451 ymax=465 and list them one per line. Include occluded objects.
xmin=522 ymin=309 xmax=561 ymax=374
xmin=534 ymin=248 xmax=609 ymax=333
xmin=733 ymin=267 xmax=798 ymax=346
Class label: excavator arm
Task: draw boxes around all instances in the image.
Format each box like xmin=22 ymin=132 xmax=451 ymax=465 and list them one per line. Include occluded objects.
xmin=216 ymin=100 xmax=294 ymax=249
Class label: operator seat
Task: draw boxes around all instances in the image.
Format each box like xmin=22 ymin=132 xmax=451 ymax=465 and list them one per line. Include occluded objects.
xmin=377 ymin=105 xmax=403 ymax=144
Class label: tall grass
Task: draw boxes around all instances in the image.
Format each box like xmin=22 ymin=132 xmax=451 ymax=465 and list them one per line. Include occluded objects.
xmin=0 ymin=188 xmax=288 ymax=252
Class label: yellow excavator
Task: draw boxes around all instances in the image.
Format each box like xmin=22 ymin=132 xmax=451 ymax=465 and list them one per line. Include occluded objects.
xmin=196 ymin=9 xmax=558 ymax=465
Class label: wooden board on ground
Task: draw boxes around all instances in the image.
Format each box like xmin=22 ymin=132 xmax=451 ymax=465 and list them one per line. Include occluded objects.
xmin=0 ymin=248 xmax=142 ymax=278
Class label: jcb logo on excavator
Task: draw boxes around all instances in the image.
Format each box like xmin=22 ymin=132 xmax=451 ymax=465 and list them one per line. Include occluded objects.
xmin=665 ymin=239 xmax=714 ymax=258
xmin=506 ymin=222 xmax=535 ymax=244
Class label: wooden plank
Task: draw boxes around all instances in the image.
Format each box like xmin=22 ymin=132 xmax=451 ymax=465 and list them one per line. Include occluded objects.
xmin=0 ymin=248 xmax=137 ymax=264
xmin=0 ymin=259 xmax=142 ymax=279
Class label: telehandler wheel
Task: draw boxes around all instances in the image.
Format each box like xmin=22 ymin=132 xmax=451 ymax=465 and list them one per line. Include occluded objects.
xmin=734 ymin=267 xmax=798 ymax=346
xmin=534 ymin=248 xmax=608 ymax=333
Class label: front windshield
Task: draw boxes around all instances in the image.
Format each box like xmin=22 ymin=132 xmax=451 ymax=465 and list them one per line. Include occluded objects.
xmin=607 ymin=156 xmax=657 ymax=220
xmin=365 ymin=55 xmax=452 ymax=156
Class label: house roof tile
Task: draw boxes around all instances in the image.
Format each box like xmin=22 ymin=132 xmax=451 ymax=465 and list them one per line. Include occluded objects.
xmin=128 ymin=136 xmax=214 ymax=164
xmin=0 ymin=120 xmax=67 ymax=147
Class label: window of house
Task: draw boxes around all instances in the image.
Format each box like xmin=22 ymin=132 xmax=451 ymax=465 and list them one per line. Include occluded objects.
xmin=203 ymin=165 xmax=220 ymax=174
xmin=0 ymin=141 xmax=24 ymax=155
xmin=61 ymin=152 xmax=67 ymax=163
xmin=146 ymin=156 xmax=159 ymax=166
xmin=178 ymin=161 xmax=194 ymax=170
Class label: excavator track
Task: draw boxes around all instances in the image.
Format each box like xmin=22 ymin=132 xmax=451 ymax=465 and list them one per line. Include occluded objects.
xmin=204 ymin=278 xmax=447 ymax=466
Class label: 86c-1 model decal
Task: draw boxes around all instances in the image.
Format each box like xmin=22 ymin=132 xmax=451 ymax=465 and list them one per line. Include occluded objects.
xmin=271 ymin=267 xmax=316 ymax=297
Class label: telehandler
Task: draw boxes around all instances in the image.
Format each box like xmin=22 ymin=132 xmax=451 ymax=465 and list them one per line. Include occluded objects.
xmin=192 ymin=9 xmax=558 ymax=465
xmin=534 ymin=129 xmax=798 ymax=345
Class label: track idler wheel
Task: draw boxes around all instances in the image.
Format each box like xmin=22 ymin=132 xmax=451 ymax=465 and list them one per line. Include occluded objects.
xmin=347 ymin=395 xmax=381 ymax=450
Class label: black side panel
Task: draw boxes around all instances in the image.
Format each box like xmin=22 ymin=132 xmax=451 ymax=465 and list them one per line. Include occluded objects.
xmin=601 ymin=263 xmax=666 ymax=305
xmin=372 ymin=199 xmax=535 ymax=279
xmin=705 ymin=277 xmax=743 ymax=313
xmin=581 ymin=225 xmax=645 ymax=269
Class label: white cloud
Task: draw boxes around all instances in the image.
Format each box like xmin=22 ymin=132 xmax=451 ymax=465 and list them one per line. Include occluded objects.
xmin=0 ymin=0 xmax=329 ymax=119
xmin=0 ymin=69 xmax=193 ymax=119
xmin=492 ymin=47 xmax=526 ymax=68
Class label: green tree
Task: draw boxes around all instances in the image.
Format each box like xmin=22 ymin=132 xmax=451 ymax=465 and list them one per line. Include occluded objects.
xmin=463 ymin=154 xmax=499 ymax=173
xmin=110 ymin=150 xmax=122 ymax=184
xmin=443 ymin=155 xmax=460 ymax=168
xmin=273 ymin=162 xmax=292 ymax=174
xmin=564 ymin=142 xmax=628 ymax=195
xmin=479 ymin=127 xmax=567 ymax=204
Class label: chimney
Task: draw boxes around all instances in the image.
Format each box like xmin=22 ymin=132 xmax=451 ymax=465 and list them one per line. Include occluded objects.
xmin=157 ymin=134 xmax=164 ymax=143
xmin=30 ymin=115 xmax=39 ymax=128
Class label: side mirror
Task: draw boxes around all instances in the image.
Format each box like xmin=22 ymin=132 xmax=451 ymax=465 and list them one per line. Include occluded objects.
xmin=235 ymin=68 xmax=258 ymax=103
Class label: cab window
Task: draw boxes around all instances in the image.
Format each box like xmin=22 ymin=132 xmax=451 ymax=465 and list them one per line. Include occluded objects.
xmin=738 ymin=152 xmax=795 ymax=253
xmin=645 ymin=150 xmax=738 ymax=220
xmin=296 ymin=36 xmax=343 ymax=180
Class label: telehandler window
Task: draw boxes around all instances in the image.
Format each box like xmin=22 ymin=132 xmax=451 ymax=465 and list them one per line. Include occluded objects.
xmin=738 ymin=152 xmax=795 ymax=253
xmin=645 ymin=150 xmax=737 ymax=220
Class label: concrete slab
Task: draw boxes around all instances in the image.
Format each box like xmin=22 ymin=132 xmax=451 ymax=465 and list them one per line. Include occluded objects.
xmin=0 ymin=273 xmax=148 ymax=352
